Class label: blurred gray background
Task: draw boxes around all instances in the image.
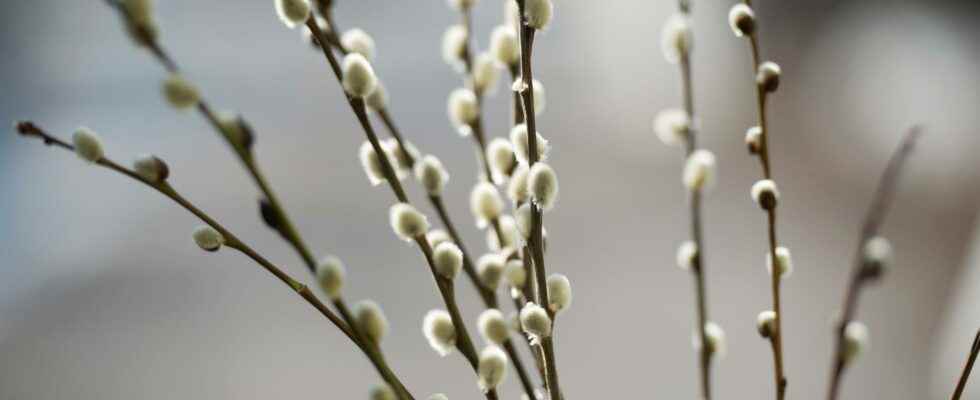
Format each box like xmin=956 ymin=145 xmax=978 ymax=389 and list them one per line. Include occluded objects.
xmin=1 ymin=0 xmax=979 ymax=399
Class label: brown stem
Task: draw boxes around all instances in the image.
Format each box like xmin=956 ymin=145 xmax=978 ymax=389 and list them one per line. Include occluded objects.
xmin=826 ymin=127 xmax=922 ymax=400
xmin=15 ymin=121 xmax=415 ymax=400
xmin=951 ymin=329 xmax=980 ymax=400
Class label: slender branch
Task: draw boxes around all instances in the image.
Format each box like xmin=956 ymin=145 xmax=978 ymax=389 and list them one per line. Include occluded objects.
xmin=15 ymin=121 xmax=415 ymax=400
xmin=739 ymin=3 xmax=786 ymax=397
xmin=826 ymin=127 xmax=922 ymax=400
xmin=952 ymin=329 xmax=980 ymax=400
xmin=304 ymin=18 xmax=499 ymax=400
xmin=105 ymin=1 xmax=319 ymax=273
xmin=515 ymin=1 xmax=561 ymax=399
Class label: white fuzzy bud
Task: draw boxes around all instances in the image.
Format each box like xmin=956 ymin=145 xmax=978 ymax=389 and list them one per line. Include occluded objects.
xmin=448 ymin=88 xmax=479 ymax=128
xmin=354 ymin=300 xmax=389 ymax=344
xmin=694 ymin=321 xmax=727 ymax=358
xmin=359 ymin=141 xmax=386 ymax=186
xmin=423 ymin=309 xmax=457 ymax=356
xmin=528 ymin=162 xmax=559 ymax=211
xmin=473 ymin=52 xmax=501 ymax=95
xmin=341 ymin=28 xmax=376 ymax=60
xmin=508 ymin=164 xmax=530 ymax=205
xmin=756 ymin=61 xmax=782 ymax=93
xmin=745 ymin=126 xmax=762 ymax=154
xmin=428 ymin=395 xmax=449 ymax=400
xmin=370 ymin=384 xmax=396 ymax=400
xmin=478 ymin=309 xmax=510 ymax=345
xmin=654 ymin=108 xmax=691 ymax=147
xmin=342 ymin=53 xmax=378 ymax=98
xmin=192 ymin=225 xmax=224 ymax=252
xmin=519 ymin=302 xmax=552 ymax=340
xmin=216 ymin=112 xmax=254 ymax=150
xmin=442 ymin=25 xmax=469 ymax=71
xmin=766 ymin=246 xmax=793 ymax=278
xmin=842 ymin=321 xmax=869 ymax=363
xmin=275 ymin=0 xmax=311 ymax=29
xmin=389 ymin=203 xmax=429 ymax=241
xmin=133 ymin=154 xmax=169 ymax=183
xmin=477 ymin=346 xmax=508 ymax=391
xmin=863 ymin=236 xmax=892 ymax=267
xmin=757 ymin=310 xmax=777 ymax=338
xmin=547 ymin=273 xmax=572 ymax=313
xmin=515 ymin=203 xmax=532 ymax=239
xmin=751 ymin=179 xmax=780 ymax=210
xmin=163 ymin=75 xmax=200 ymax=110
xmin=366 ymin=81 xmax=388 ymax=111
xmin=427 ymin=229 xmax=452 ymax=249
xmin=524 ymin=0 xmax=553 ymax=30
xmin=490 ymin=26 xmax=520 ymax=66
xmin=504 ymin=259 xmax=526 ymax=289
xmin=315 ymin=255 xmax=346 ymax=300
xmin=487 ymin=215 xmax=519 ymax=251
xmin=433 ymin=242 xmax=464 ymax=280
xmin=531 ymin=79 xmax=546 ymax=116
xmin=487 ymin=138 xmax=517 ymax=185
xmin=682 ymin=149 xmax=716 ymax=192
xmin=415 ymin=155 xmax=450 ymax=196
xmin=728 ymin=4 xmax=756 ymax=38
xmin=676 ymin=240 xmax=698 ymax=271
xmin=505 ymin=0 xmax=521 ymax=30
xmin=477 ymin=253 xmax=506 ymax=290
xmin=71 ymin=128 xmax=104 ymax=163
xmin=509 ymin=124 xmax=550 ymax=165
xmin=471 ymin=182 xmax=505 ymax=228
xmin=381 ymin=138 xmax=418 ymax=181
xmin=661 ymin=14 xmax=692 ymax=64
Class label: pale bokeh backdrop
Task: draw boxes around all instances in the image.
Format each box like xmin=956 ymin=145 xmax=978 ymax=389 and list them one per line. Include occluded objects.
xmin=1 ymin=0 xmax=978 ymax=399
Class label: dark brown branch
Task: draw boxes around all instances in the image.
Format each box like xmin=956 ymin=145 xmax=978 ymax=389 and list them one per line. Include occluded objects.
xmin=826 ymin=127 xmax=922 ymax=400
xmin=952 ymin=329 xmax=980 ymax=400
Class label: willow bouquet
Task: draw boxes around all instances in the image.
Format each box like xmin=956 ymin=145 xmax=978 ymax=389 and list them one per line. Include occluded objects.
xmin=12 ymin=0 xmax=979 ymax=399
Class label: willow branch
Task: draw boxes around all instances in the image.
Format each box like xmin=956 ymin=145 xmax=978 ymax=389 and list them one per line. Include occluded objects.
xmin=826 ymin=127 xmax=921 ymax=400
xmin=951 ymin=329 xmax=980 ymax=400
xmin=15 ymin=121 xmax=414 ymax=400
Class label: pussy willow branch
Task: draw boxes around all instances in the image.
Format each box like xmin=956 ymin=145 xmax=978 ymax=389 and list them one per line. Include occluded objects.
xmin=319 ymin=8 xmax=500 ymax=310
xmin=15 ymin=121 xmax=415 ymax=400
xmin=740 ymin=2 xmax=786 ymax=397
xmin=105 ymin=0 xmax=318 ymax=274
xmin=676 ymin=4 xmax=712 ymax=397
xmin=515 ymin=1 xmax=562 ymax=399
xmin=458 ymin=8 xmax=496 ymax=184
xmin=826 ymin=127 xmax=921 ymax=400
xmin=304 ymin=18 xmax=499 ymax=400
xmin=951 ymin=329 xmax=980 ymax=400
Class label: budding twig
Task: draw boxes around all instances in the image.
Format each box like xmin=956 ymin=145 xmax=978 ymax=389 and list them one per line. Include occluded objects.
xmin=15 ymin=121 xmax=414 ymax=400
xmin=826 ymin=127 xmax=922 ymax=400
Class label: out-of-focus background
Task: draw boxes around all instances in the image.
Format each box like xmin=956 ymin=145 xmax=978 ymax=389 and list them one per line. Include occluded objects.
xmin=1 ymin=0 xmax=978 ymax=399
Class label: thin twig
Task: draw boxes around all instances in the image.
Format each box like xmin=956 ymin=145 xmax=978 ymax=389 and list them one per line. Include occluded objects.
xmin=15 ymin=121 xmax=415 ymax=400
xmin=826 ymin=127 xmax=922 ymax=400
xmin=951 ymin=329 xmax=980 ymax=400
xmin=304 ymin=18 xmax=499 ymax=400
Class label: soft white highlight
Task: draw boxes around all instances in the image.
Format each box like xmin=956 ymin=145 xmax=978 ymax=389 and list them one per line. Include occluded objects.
xmin=473 ymin=52 xmax=501 ymax=94
xmin=490 ymin=26 xmax=520 ymax=66
xmin=433 ymin=242 xmax=464 ymax=280
xmin=341 ymin=53 xmax=378 ymax=98
xmin=676 ymin=240 xmax=698 ymax=271
xmin=504 ymin=259 xmax=526 ymax=289
xmin=528 ymin=162 xmax=559 ymax=211
xmin=863 ymin=236 xmax=893 ymax=266
xmin=381 ymin=138 xmax=418 ymax=181
xmin=509 ymin=124 xmax=550 ymax=165
xmin=71 ymin=128 xmax=104 ymax=163
xmin=477 ymin=253 xmax=506 ymax=290
xmin=415 ymin=155 xmax=450 ymax=196
xmin=477 ymin=346 xmax=508 ymax=391
xmin=341 ymin=28 xmax=376 ymax=60
xmin=370 ymin=384 xmax=396 ymax=400
xmin=366 ymin=81 xmax=388 ymax=111
xmin=315 ymin=255 xmax=346 ymax=300
xmin=547 ymin=273 xmax=572 ymax=313
xmin=389 ymin=203 xmax=430 ymax=241
xmin=693 ymin=321 xmax=727 ymax=358
xmin=661 ymin=14 xmax=692 ymax=64
xmin=133 ymin=154 xmax=168 ymax=183
xmin=163 ymin=75 xmax=200 ymax=110
xmin=423 ymin=309 xmax=457 ymax=356
xmin=470 ymin=182 xmax=505 ymax=229
xmin=728 ymin=4 xmax=756 ymax=37
xmin=274 ymin=0 xmax=311 ymax=29
xmin=487 ymin=137 xmax=517 ymax=185
xmin=682 ymin=149 xmax=716 ymax=191
xmin=654 ymin=108 xmax=690 ymax=147
xmin=757 ymin=310 xmax=777 ymax=338
xmin=524 ymin=0 xmax=553 ymax=30
xmin=487 ymin=215 xmax=519 ymax=252
xmin=766 ymin=246 xmax=794 ymax=278
xmin=843 ymin=321 xmax=869 ymax=363
xmin=515 ymin=203 xmax=532 ymax=239
xmin=359 ymin=141 xmax=386 ymax=186
xmin=478 ymin=309 xmax=510 ymax=345
xmin=750 ymin=179 xmax=780 ymax=209
xmin=354 ymin=300 xmax=389 ymax=344
xmin=448 ymin=88 xmax=479 ymax=128
xmin=508 ymin=164 xmax=530 ymax=205
xmin=442 ymin=25 xmax=468 ymax=71
xmin=519 ymin=302 xmax=552 ymax=340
